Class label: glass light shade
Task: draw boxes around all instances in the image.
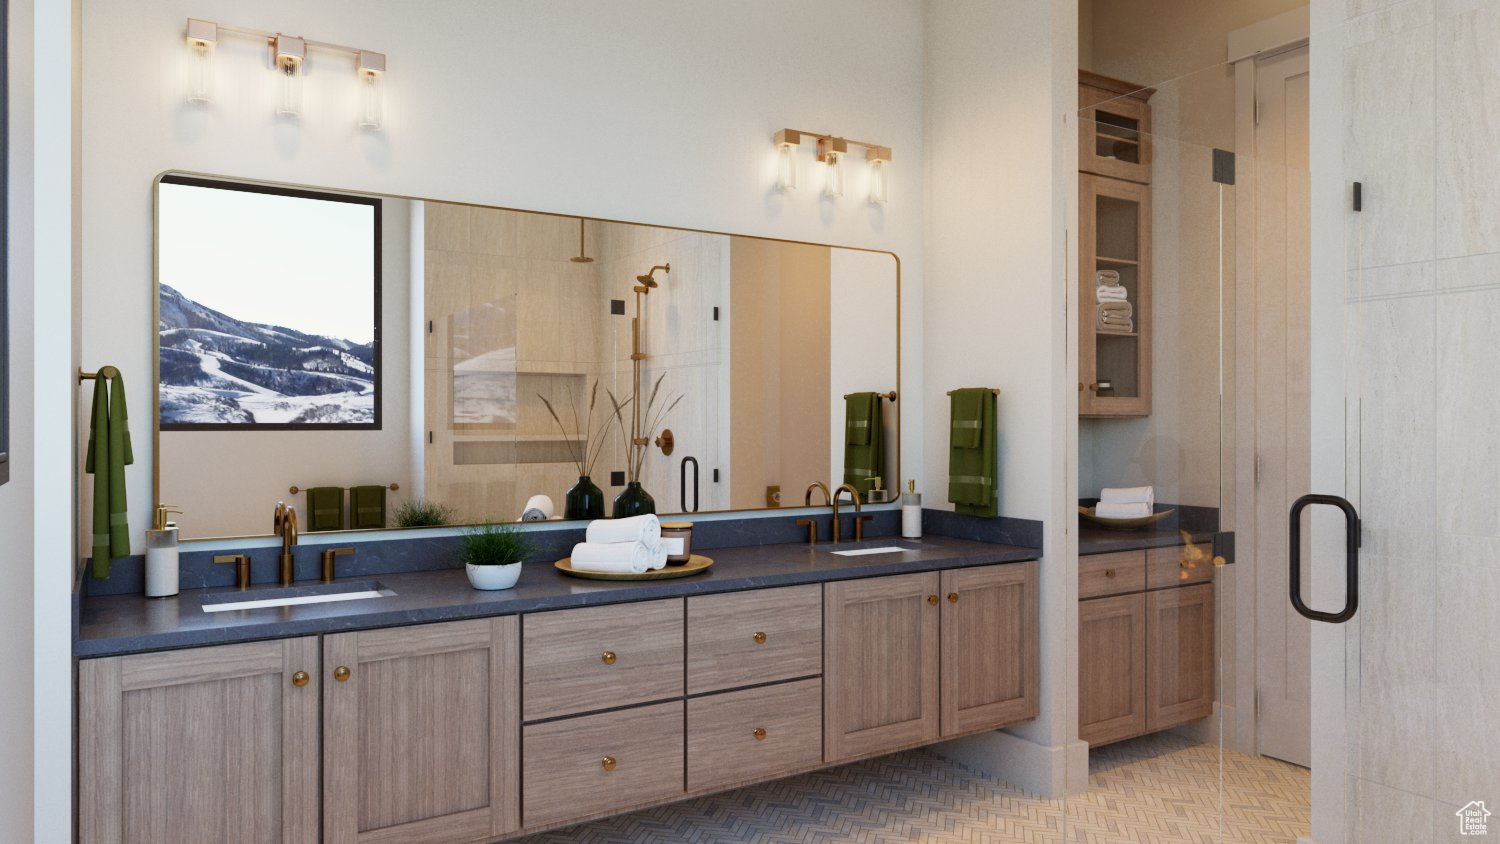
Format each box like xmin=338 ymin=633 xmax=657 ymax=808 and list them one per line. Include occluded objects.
xmin=869 ymin=159 xmax=889 ymax=205
xmin=185 ymin=41 xmax=214 ymax=104
xmin=776 ymin=143 xmax=797 ymax=191
xmin=358 ymin=70 xmax=384 ymax=130
xmin=275 ymin=59 xmax=303 ymax=117
xmin=823 ymin=153 xmax=844 ymax=199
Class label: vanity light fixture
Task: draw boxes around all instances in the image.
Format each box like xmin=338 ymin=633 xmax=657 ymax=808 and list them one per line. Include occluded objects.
xmin=774 ymin=129 xmax=800 ymax=191
xmin=773 ymin=129 xmax=893 ymax=203
xmin=183 ymin=19 xmax=388 ymax=129
xmin=273 ymin=35 xmax=306 ymax=117
xmin=867 ymin=146 xmax=892 ymax=205
xmin=184 ymin=19 xmax=217 ymax=104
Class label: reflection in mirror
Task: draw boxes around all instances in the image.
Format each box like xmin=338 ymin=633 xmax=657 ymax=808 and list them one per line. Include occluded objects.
xmin=156 ymin=176 xmax=898 ymax=539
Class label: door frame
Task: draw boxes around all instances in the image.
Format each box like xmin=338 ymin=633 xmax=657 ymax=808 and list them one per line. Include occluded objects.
xmin=1228 ymin=6 xmax=1311 ymax=759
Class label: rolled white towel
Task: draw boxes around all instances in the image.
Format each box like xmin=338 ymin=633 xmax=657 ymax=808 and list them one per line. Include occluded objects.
xmin=1100 ymin=485 xmax=1154 ymax=506
xmin=569 ymin=541 xmax=663 ymax=574
xmin=1096 ymin=286 xmax=1129 ymax=302
xmin=1094 ymin=500 xmax=1152 ymax=519
xmin=520 ymin=494 xmax=555 ymax=522
xmin=586 ymin=514 xmax=661 ymax=547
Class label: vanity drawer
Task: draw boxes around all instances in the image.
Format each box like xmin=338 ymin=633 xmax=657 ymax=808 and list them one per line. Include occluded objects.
xmin=522 ymin=701 xmax=685 ymax=829
xmin=687 ymin=678 xmax=823 ymax=792
xmin=1079 ymin=550 xmax=1146 ymax=599
xmin=522 ymin=599 xmax=684 ymax=721
xmin=1147 ymin=544 xmax=1215 ymax=590
xmin=687 ymin=585 xmax=822 ymax=694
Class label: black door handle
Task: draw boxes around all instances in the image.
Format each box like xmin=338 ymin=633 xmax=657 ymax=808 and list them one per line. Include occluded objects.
xmin=1288 ymin=493 xmax=1360 ymax=623
xmin=680 ymin=456 xmax=699 ymax=513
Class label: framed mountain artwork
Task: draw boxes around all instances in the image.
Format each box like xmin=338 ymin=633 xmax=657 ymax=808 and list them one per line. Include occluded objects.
xmin=155 ymin=175 xmax=382 ymax=430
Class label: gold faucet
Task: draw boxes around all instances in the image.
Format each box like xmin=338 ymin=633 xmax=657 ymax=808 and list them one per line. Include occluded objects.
xmin=273 ymin=503 xmax=299 ymax=586
xmin=832 ymin=483 xmax=871 ymax=543
xmin=797 ymin=482 xmax=833 ymax=545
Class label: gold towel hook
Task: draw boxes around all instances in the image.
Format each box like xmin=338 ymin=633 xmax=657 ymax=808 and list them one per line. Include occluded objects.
xmin=78 ymin=366 xmax=120 ymax=384
xmin=841 ymin=391 xmax=898 ymax=401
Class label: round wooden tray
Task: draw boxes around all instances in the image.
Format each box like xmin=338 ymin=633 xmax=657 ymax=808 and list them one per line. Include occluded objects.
xmin=1077 ymin=506 xmax=1176 ymax=531
xmin=554 ymin=554 xmax=714 ymax=581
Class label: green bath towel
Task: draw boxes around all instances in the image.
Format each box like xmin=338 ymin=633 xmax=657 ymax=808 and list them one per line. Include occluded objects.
xmin=948 ymin=388 xmax=997 ymax=518
xmin=305 ymin=487 xmax=345 ymax=532
xmin=85 ymin=370 xmax=133 ymax=578
xmin=349 ymin=485 xmax=387 ymax=530
xmin=842 ymin=392 xmax=884 ymax=495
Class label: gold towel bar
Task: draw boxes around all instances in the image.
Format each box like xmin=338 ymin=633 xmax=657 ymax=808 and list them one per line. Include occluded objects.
xmin=78 ymin=366 xmax=119 ymax=384
xmin=947 ymin=388 xmax=1001 ymax=396
xmin=290 ymin=483 xmax=400 ymax=495
xmin=842 ymin=391 xmax=898 ymax=401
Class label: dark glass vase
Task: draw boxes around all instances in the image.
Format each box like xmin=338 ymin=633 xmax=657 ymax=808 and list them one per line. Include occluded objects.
xmin=612 ymin=481 xmax=656 ymax=518
xmin=565 ymin=476 xmax=605 ymax=520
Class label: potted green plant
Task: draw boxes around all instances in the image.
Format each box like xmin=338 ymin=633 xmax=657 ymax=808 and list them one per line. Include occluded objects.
xmin=394 ymin=498 xmax=456 ymax=528
xmin=460 ymin=522 xmax=536 ymax=590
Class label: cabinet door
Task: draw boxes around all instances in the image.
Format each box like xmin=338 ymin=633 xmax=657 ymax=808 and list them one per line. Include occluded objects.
xmin=1146 ymin=583 xmax=1216 ymax=731
xmin=78 ymin=638 xmax=321 ymax=844
xmin=824 ymin=571 xmax=940 ymax=762
xmin=1078 ymin=593 xmax=1148 ymax=746
xmin=939 ymin=563 xmax=1039 ymax=736
xmin=1079 ymin=83 xmax=1153 ymax=183
xmin=1079 ymin=173 xmax=1152 ymax=418
xmin=324 ymin=617 xmax=519 ymax=844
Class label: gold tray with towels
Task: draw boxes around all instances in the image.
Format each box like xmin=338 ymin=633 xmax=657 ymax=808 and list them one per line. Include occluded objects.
xmin=554 ymin=554 xmax=714 ymax=581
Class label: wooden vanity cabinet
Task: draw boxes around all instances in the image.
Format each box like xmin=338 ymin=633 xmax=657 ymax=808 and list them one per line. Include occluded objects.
xmin=78 ymin=638 xmax=322 ymax=844
xmin=939 ymin=564 xmax=1039 ymax=736
xmin=1078 ymin=592 xmax=1148 ymax=746
xmin=322 ymin=617 xmax=520 ymax=844
xmin=1146 ymin=582 xmax=1215 ymax=730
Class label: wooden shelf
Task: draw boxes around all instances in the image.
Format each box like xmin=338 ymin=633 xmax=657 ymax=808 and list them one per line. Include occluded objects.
xmin=1096 ymin=255 xmax=1139 ymax=266
xmin=1094 ymin=330 xmax=1139 ymax=338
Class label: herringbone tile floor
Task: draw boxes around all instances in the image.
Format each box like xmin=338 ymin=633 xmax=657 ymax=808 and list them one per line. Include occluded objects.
xmin=515 ymin=733 xmax=1310 ymax=843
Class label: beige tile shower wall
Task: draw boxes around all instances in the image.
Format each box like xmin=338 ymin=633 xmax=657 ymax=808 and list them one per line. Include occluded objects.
xmin=421 ymin=203 xmax=611 ymax=523
xmin=728 ymin=238 xmax=832 ymax=511
xmin=156 ymin=199 xmax=414 ymax=539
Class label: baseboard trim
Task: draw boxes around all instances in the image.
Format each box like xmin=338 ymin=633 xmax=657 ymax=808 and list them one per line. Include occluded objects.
xmin=930 ymin=729 xmax=1089 ymax=799
xmin=1168 ymin=702 xmax=1240 ymax=751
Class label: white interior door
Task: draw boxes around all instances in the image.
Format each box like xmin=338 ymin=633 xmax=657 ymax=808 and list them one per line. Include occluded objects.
xmin=1250 ymin=45 xmax=1313 ymax=768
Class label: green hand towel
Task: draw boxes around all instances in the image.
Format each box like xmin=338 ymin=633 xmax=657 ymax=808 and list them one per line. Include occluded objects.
xmin=349 ymin=485 xmax=387 ymax=530
xmin=85 ymin=370 xmax=133 ymax=578
xmin=305 ymin=487 xmax=345 ymax=532
xmin=948 ymin=388 xmax=997 ymax=518
xmin=842 ymin=393 xmax=884 ymax=495
xmin=950 ymin=389 xmax=983 ymax=449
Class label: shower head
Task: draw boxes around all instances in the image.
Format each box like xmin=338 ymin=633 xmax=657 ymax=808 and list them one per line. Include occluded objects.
xmin=635 ymin=264 xmax=670 ymax=289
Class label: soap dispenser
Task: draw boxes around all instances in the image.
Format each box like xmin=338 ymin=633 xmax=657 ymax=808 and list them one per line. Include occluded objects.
xmin=145 ymin=504 xmax=183 ymax=598
xmin=902 ymin=480 xmax=922 ymax=539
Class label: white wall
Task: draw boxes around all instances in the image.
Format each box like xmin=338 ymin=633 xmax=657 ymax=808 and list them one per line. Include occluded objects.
xmin=1 ymin=0 xmax=78 ymax=840
xmin=78 ymin=0 xmax=928 ymax=550
xmin=828 ymin=249 xmax=899 ymax=487
xmin=923 ymin=0 xmax=1083 ymax=798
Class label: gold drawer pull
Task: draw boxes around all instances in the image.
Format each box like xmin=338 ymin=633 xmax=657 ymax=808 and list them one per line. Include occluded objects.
xmin=752 ymin=631 xmax=767 ymax=645
xmin=1104 ymin=568 xmax=1116 ymax=578
xmin=601 ymin=756 xmax=617 ymax=772
xmin=291 ymin=671 xmax=310 ymax=688
xmin=333 ymin=666 xmax=351 ymax=682
xmin=947 ymin=592 xmax=959 ymax=604
xmin=926 ymin=594 xmax=938 ymax=606
xmin=602 ymin=651 xmax=617 ymax=666
xmin=753 ymin=727 xmax=767 ymax=741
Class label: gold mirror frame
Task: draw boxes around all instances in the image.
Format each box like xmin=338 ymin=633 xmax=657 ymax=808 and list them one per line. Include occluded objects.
xmin=152 ymin=170 xmax=901 ymax=541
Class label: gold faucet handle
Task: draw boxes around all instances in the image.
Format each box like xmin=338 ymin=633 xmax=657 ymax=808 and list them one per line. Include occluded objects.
xmin=320 ymin=547 xmax=355 ymax=583
xmin=213 ymin=554 xmax=252 ymax=590
xmin=853 ymin=514 xmax=874 ymax=542
xmin=795 ymin=518 xmax=818 ymax=545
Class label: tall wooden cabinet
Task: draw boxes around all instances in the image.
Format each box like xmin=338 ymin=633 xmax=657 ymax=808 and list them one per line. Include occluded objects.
xmin=78 ymin=638 xmax=322 ymax=844
xmin=1079 ymin=71 xmax=1154 ymax=418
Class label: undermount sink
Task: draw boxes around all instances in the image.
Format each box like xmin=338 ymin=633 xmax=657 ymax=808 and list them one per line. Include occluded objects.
xmin=201 ymin=580 xmax=395 ymax=613
xmin=825 ymin=540 xmax=932 ymax=557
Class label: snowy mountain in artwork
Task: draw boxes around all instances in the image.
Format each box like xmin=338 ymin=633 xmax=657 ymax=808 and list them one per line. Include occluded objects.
xmin=158 ymin=284 xmax=376 ymax=425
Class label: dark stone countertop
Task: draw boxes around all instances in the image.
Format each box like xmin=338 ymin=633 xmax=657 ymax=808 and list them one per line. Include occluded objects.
xmin=1077 ymin=524 xmax=1218 ymax=555
xmin=76 ymin=536 xmax=1038 ymax=658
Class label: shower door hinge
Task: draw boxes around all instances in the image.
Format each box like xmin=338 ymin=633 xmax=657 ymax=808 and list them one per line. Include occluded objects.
xmin=428 ymin=431 xmax=433 ymax=444
xmin=428 ymin=320 xmax=433 ymax=334
xmin=713 ymin=306 xmax=720 ymax=321
xmin=1353 ymin=181 xmax=1363 ymax=212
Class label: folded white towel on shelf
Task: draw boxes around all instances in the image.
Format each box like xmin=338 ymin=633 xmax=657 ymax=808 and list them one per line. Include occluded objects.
xmin=585 ymin=513 xmax=662 ymax=547
xmin=1094 ymin=500 xmax=1152 ymax=519
xmin=1101 ymin=486 xmax=1155 ymax=506
xmin=569 ymin=540 xmax=667 ymax=573
xmin=1096 ymin=322 xmax=1135 ymax=334
xmin=519 ymin=494 xmax=555 ymax=522
xmin=1096 ymin=286 xmax=1129 ymax=302
xmin=1096 ymin=269 xmax=1121 ymax=285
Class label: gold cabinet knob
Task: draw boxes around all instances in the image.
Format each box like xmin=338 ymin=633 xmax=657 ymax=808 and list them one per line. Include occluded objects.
xmin=1104 ymin=568 xmax=1116 ymax=578
xmin=926 ymin=594 xmax=939 ymax=606
xmin=602 ymin=651 xmax=617 ymax=666
xmin=333 ymin=666 xmax=351 ymax=682
xmin=291 ymin=671 xmax=310 ymax=688
xmin=1180 ymin=560 xmax=1190 ymax=569
xmin=752 ymin=727 xmax=767 ymax=741
xmin=752 ymin=631 xmax=767 ymax=645
xmin=947 ymin=592 xmax=959 ymax=604
xmin=1088 ymin=383 xmax=1099 ymax=392
xmin=601 ymin=756 xmax=617 ymax=772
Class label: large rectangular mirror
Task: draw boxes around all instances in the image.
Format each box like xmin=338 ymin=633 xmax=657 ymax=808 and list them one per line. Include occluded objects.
xmin=156 ymin=174 xmax=899 ymax=539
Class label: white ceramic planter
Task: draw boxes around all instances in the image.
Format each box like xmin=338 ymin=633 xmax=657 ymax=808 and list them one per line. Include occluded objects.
xmin=466 ymin=562 xmax=522 ymax=591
